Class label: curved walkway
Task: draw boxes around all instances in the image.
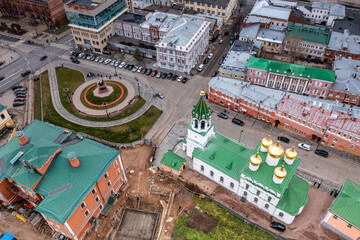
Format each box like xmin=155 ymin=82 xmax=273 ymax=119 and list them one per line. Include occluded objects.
xmin=46 ymin=60 xmax=154 ymax=127
xmin=72 ymin=78 xmax=135 ymax=116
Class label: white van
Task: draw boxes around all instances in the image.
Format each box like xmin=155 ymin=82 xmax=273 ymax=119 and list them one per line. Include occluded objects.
xmin=198 ymin=64 xmax=204 ymax=72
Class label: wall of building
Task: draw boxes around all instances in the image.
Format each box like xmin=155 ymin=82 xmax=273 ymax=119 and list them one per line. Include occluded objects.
xmin=162 ymin=164 xmax=185 ymax=176
xmin=219 ymin=71 xmax=246 ymax=80
xmin=0 ymin=109 xmax=14 ymax=131
xmin=183 ymin=0 xmax=235 ymax=21
xmin=323 ymin=211 xmax=360 ymax=240
xmin=0 ymin=178 xmax=21 ymax=205
xmin=324 ymin=49 xmax=360 ymax=61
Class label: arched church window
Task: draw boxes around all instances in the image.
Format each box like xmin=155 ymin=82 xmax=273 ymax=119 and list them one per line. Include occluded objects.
xmin=201 ymin=120 xmax=205 ymax=129
xmin=194 ymin=119 xmax=198 ymax=128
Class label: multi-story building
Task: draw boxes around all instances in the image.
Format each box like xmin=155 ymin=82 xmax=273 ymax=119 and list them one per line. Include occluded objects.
xmin=309 ymin=2 xmax=345 ymax=27
xmin=322 ymin=180 xmax=360 ymax=240
xmin=329 ymin=57 xmax=360 ymax=106
xmin=182 ymin=90 xmax=310 ymax=225
xmin=114 ymin=12 xmax=146 ymax=39
xmin=284 ymin=22 xmax=331 ymax=59
xmin=325 ymin=30 xmax=360 ymax=61
xmin=0 ymin=104 xmax=14 ymax=135
xmin=156 ymin=18 xmax=210 ymax=73
xmin=65 ymin=0 xmax=129 ymax=53
xmin=183 ymin=0 xmax=236 ymax=22
xmin=244 ymin=0 xmax=292 ymax=28
xmin=246 ymin=56 xmax=336 ymax=98
xmin=239 ymin=24 xmax=260 ymax=42
xmin=0 ymin=120 xmax=128 ymax=240
xmin=257 ymin=28 xmax=285 ymax=53
xmin=0 ymin=0 xmax=67 ymax=25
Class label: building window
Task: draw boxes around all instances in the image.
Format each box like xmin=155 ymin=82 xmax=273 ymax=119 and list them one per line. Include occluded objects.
xmin=0 ymin=114 xmax=4 ymax=119
xmin=267 ymin=196 xmax=272 ymax=202
xmin=243 ymin=191 xmax=248 ymax=196
xmin=95 ymin=196 xmax=100 ymax=203
xmin=265 ymin=204 xmax=269 ymax=209
xmin=256 ymin=190 xmax=260 ymax=196
xmin=99 ymin=204 xmax=103 ymax=210
xmin=254 ymin=197 xmax=258 ymax=203
xmin=230 ymin=182 xmax=234 ymax=189
xmin=85 ymin=210 xmax=90 ymax=217
xmin=279 ymin=212 xmax=284 ymax=217
xmin=350 ymin=144 xmax=355 ymax=149
xmin=245 ymin=184 xmax=249 ymax=190
xmin=333 ymin=215 xmax=338 ymax=219
xmin=348 ymin=224 xmax=352 ymax=228
xmin=107 ymin=181 xmax=111 ymax=187
xmin=92 ymin=188 xmax=97 ymax=195
xmin=220 ymin=176 xmax=224 ymax=183
xmin=81 ymin=202 xmax=86 ymax=210
xmin=334 ymin=138 xmax=338 ymax=143
xmin=104 ymin=172 xmax=109 ymax=179
xmin=210 ymin=171 xmax=214 ymax=177
xmin=201 ymin=165 xmax=204 ymax=172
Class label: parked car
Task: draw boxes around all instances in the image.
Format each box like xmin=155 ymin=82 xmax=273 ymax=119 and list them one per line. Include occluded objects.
xmin=162 ymin=72 xmax=167 ymax=79
xmin=212 ymin=71 xmax=217 ymax=77
xmin=95 ymin=56 xmax=100 ymax=62
xmin=14 ymin=88 xmax=25 ymax=93
xmin=81 ymin=54 xmax=87 ymax=59
xmin=156 ymin=72 xmax=162 ymax=78
xmin=119 ymin=62 xmax=126 ymax=68
xmin=14 ymin=98 xmax=25 ymax=102
xmin=198 ymin=64 xmax=204 ymax=72
xmin=151 ymin=70 xmax=158 ymax=77
xmin=110 ymin=59 xmax=116 ymax=66
xmin=114 ymin=61 xmax=120 ymax=67
xmin=90 ymin=56 xmax=96 ymax=61
xmin=12 ymin=84 xmax=22 ymax=90
xmin=208 ymin=53 xmax=213 ymax=59
xmin=315 ymin=149 xmax=329 ymax=158
xmin=298 ymin=143 xmax=311 ymax=151
xmin=177 ymin=76 xmax=183 ymax=82
xmin=27 ymin=40 xmax=34 ymax=44
xmin=123 ymin=64 xmax=129 ymax=69
xmin=141 ymin=68 xmax=147 ymax=74
xmin=219 ymin=59 xmax=224 ymax=65
xmin=33 ymin=76 xmax=40 ymax=81
xmin=172 ymin=74 xmax=178 ymax=81
xmin=224 ymin=30 xmax=229 ymax=36
xmin=0 ymin=76 xmax=4 ymax=81
xmin=13 ymin=101 xmax=25 ymax=107
xmin=217 ymin=112 xmax=228 ymax=119
xmin=132 ymin=66 xmax=138 ymax=72
xmin=127 ymin=65 xmax=134 ymax=70
xmin=40 ymin=55 xmax=47 ymax=61
xmin=219 ymin=39 xmax=223 ymax=44
xmin=104 ymin=59 xmax=112 ymax=65
xmin=15 ymin=94 xmax=26 ymax=98
xmin=182 ymin=77 xmax=188 ymax=83
xmin=232 ymin=117 xmax=244 ymax=126
xmin=203 ymin=57 xmax=209 ymax=64
xmin=270 ymin=221 xmax=286 ymax=232
xmin=146 ymin=68 xmax=152 ymax=75
xmin=155 ymin=92 xmax=164 ymax=99
xmin=137 ymin=67 xmax=143 ymax=73
xmin=278 ymin=136 xmax=290 ymax=143
xmin=99 ymin=57 xmax=105 ymax=63
xmin=21 ymin=70 xmax=31 ymax=77
xmin=167 ymin=72 xmax=173 ymax=79
xmin=86 ymin=54 xmax=93 ymax=60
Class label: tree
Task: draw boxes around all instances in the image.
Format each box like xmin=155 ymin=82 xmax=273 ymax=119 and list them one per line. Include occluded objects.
xmin=133 ymin=48 xmax=143 ymax=62
xmin=284 ymin=35 xmax=304 ymax=63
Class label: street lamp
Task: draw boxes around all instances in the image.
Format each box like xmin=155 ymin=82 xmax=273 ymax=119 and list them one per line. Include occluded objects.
xmin=24 ymin=57 xmax=34 ymax=73
xmin=136 ymin=78 xmax=141 ymax=98
xmin=103 ymin=101 xmax=110 ymax=119
xmin=114 ymin=65 xmax=118 ymax=76
xmin=238 ymin=130 xmax=244 ymax=143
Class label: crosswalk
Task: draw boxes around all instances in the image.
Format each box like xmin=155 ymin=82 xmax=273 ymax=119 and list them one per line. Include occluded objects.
xmin=50 ymin=42 xmax=71 ymax=50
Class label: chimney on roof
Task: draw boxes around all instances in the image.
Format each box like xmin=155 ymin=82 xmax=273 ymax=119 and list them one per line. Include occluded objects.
xmin=67 ymin=152 xmax=80 ymax=168
xmin=15 ymin=131 xmax=28 ymax=145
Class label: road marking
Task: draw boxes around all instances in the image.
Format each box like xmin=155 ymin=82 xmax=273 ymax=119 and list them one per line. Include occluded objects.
xmin=10 ymin=39 xmax=25 ymax=48
xmin=50 ymin=43 xmax=71 ymax=50
xmin=0 ymin=69 xmax=22 ymax=88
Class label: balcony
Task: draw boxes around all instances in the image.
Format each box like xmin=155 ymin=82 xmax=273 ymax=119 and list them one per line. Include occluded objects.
xmin=8 ymin=185 xmax=40 ymax=205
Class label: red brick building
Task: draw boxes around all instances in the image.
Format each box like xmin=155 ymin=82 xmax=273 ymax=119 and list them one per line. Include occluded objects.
xmin=0 ymin=120 xmax=128 ymax=240
xmin=0 ymin=0 xmax=67 ymax=25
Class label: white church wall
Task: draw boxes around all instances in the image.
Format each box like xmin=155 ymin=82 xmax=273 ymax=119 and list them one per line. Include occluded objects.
xmin=274 ymin=208 xmax=296 ymax=224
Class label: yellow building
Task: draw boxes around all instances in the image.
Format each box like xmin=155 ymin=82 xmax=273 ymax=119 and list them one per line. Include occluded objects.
xmin=0 ymin=104 xmax=14 ymax=133
xmin=183 ymin=0 xmax=236 ymax=22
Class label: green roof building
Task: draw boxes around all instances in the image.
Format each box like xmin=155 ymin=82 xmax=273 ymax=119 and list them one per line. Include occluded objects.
xmin=183 ymin=91 xmax=309 ymax=224
xmin=0 ymin=120 xmax=127 ymax=240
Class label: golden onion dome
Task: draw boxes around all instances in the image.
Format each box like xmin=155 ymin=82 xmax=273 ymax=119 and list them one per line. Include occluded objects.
xmin=261 ymin=137 xmax=273 ymax=149
xmin=250 ymin=154 xmax=262 ymax=166
xmin=200 ymin=89 xmax=205 ymax=97
xmin=268 ymin=141 xmax=284 ymax=159
xmin=285 ymin=147 xmax=297 ymax=161
xmin=274 ymin=166 xmax=287 ymax=179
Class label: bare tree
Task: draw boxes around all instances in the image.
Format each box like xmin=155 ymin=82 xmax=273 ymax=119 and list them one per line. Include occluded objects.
xmin=284 ymin=35 xmax=304 ymax=63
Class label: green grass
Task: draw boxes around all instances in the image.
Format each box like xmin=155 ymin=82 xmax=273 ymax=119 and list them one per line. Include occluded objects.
xmin=34 ymin=71 xmax=49 ymax=120
xmin=80 ymin=81 xmax=128 ymax=110
xmin=173 ymin=198 xmax=278 ymax=240
xmin=34 ymin=70 xmax=162 ymax=143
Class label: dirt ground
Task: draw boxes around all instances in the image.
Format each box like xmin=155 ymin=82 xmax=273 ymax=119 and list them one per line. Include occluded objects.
xmin=181 ymin=168 xmax=343 ymax=240
xmin=186 ymin=207 xmax=218 ymax=233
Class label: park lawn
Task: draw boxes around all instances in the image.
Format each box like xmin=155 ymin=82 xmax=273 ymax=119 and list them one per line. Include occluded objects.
xmin=33 ymin=71 xmax=49 ymax=120
xmin=80 ymin=81 xmax=128 ymax=110
xmin=34 ymin=70 xmax=162 ymax=143
xmin=173 ymin=198 xmax=278 ymax=240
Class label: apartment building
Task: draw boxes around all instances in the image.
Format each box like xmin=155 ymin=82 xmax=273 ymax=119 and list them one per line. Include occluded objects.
xmin=0 ymin=104 xmax=14 ymax=135
xmin=183 ymin=0 xmax=236 ymax=22
xmin=284 ymin=22 xmax=331 ymax=59
xmin=156 ymin=18 xmax=210 ymax=73
xmin=246 ymin=56 xmax=335 ymax=98
xmin=65 ymin=0 xmax=129 ymax=53
xmin=309 ymin=2 xmax=345 ymax=27
xmin=325 ymin=30 xmax=360 ymax=61
xmin=114 ymin=12 xmax=146 ymax=39
xmin=0 ymin=0 xmax=67 ymax=25
xmin=257 ymin=28 xmax=285 ymax=53
xmin=329 ymin=57 xmax=360 ymax=106
xmin=0 ymin=120 xmax=127 ymax=240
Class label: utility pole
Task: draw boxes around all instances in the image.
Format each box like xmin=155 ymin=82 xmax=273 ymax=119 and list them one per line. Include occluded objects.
xmin=103 ymin=102 xmax=110 ymax=118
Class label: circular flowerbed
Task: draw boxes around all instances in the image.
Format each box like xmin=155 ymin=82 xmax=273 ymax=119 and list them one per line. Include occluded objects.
xmin=80 ymin=81 xmax=128 ymax=110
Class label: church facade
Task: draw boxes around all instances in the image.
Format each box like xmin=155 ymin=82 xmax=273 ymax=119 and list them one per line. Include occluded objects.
xmin=182 ymin=90 xmax=310 ymax=224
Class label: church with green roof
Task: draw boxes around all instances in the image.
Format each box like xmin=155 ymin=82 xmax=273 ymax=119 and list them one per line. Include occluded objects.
xmin=182 ymin=90 xmax=310 ymax=224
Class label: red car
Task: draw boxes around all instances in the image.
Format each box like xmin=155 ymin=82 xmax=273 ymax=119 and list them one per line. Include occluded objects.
xmin=212 ymin=71 xmax=217 ymax=77
xmin=141 ymin=68 xmax=147 ymax=74
xmin=14 ymin=98 xmax=25 ymax=102
xmin=151 ymin=70 xmax=158 ymax=77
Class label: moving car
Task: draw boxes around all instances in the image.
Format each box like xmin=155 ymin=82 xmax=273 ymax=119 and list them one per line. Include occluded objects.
xmin=298 ymin=143 xmax=311 ymax=151
xmin=40 ymin=55 xmax=47 ymax=61
xmin=197 ymin=64 xmax=204 ymax=72
xmin=217 ymin=112 xmax=228 ymax=119
xmin=278 ymin=136 xmax=290 ymax=143
xmin=315 ymin=149 xmax=329 ymax=158
xmin=232 ymin=117 xmax=244 ymax=126
xmin=203 ymin=57 xmax=209 ymax=64
xmin=21 ymin=70 xmax=31 ymax=77
xmin=27 ymin=40 xmax=34 ymax=44
xmin=270 ymin=221 xmax=286 ymax=232
xmin=155 ymin=92 xmax=164 ymax=99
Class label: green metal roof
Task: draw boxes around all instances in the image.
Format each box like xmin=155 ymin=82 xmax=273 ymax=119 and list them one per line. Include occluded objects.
xmin=192 ymin=96 xmax=211 ymax=122
xmin=330 ymin=180 xmax=360 ymax=228
xmin=276 ymin=175 xmax=309 ymax=216
xmin=192 ymin=132 xmax=253 ymax=180
xmin=160 ymin=151 xmax=186 ymax=172
xmin=246 ymin=56 xmax=336 ymax=82
xmin=286 ymin=22 xmax=332 ymax=45
xmin=0 ymin=104 xmax=6 ymax=112
xmin=0 ymin=120 xmax=121 ymax=224
xmin=241 ymin=142 xmax=301 ymax=195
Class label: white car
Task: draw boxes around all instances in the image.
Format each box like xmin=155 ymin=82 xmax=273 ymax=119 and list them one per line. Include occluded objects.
xmin=137 ymin=67 xmax=143 ymax=73
xmin=156 ymin=72 xmax=161 ymax=78
xmin=110 ymin=59 xmax=116 ymax=66
xmin=177 ymin=76 xmax=183 ymax=82
xmin=298 ymin=143 xmax=311 ymax=151
xmin=208 ymin=53 xmax=213 ymax=59
xmin=78 ymin=53 xmax=84 ymax=58
xmin=132 ymin=66 xmax=138 ymax=72
xmin=94 ymin=56 xmax=100 ymax=62
xmin=114 ymin=61 xmax=120 ymax=67
xmin=104 ymin=59 xmax=112 ymax=65
xmin=219 ymin=39 xmax=223 ymax=44
xmin=99 ymin=57 xmax=105 ymax=63
xmin=119 ymin=62 xmax=126 ymax=68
